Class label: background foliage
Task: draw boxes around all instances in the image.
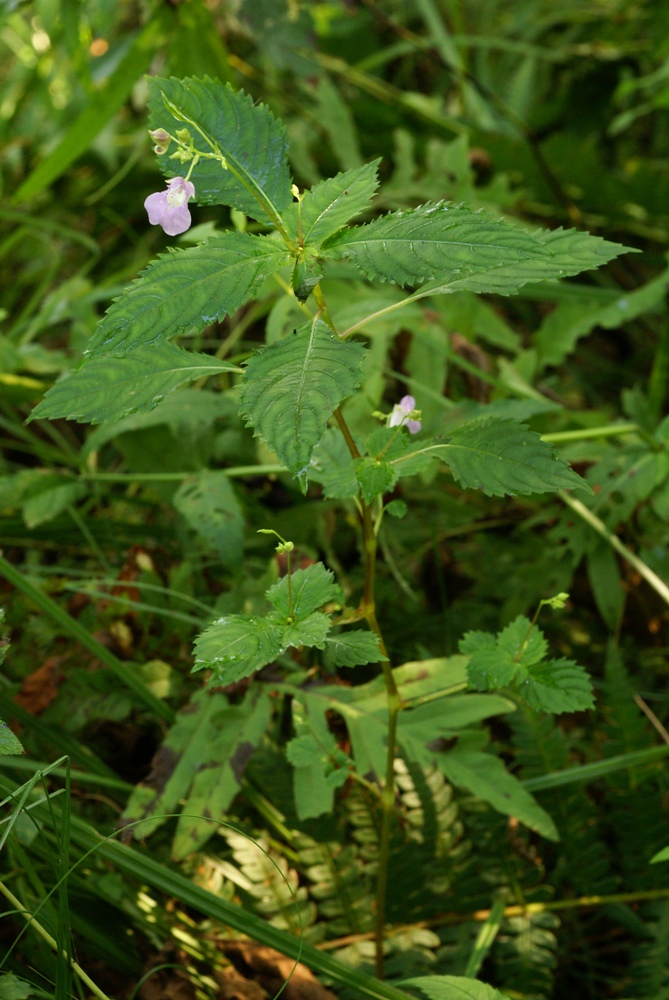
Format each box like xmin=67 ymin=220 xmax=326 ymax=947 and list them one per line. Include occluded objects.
xmin=2 ymin=1 xmax=669 ymax=999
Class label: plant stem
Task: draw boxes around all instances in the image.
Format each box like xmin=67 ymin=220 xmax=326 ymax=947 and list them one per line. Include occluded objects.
xmin=333 ymin=404 xmax=399 ymax=978
xmin=0 ymin=879 xmax=112 ymax=1000
xmin=559 ymin=491 xmax=669 ymax=608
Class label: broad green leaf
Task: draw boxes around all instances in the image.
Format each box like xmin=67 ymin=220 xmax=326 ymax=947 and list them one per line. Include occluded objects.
xmin=266 ymin=563 xmax=340 ymax=619
xmin=285 ymin=160 xmax=381 ymax=247
xmin=535 ymin=264 xmax=669 ymax=369
xmin=413 ymin=225 xmax=632 ymax=296
xmin=355 ymin=457 xmax=398 ymax=503
xmin=324 ymin=630 xmax=386 ymax=668
xmin=439 ymin=750 xmax=559 ymax=840
xmin=0 ymin=973 xmax=36 ymax=1000
xmin=239 ymin=319 xmax=365 ymax=488
xmin=85 ymin=233 xmax=290 ymax=356
xmin=309 ymin=428 xmax=358 ymax=498
xmin=172 ymin=689 xmax=272 ymax=859
xmin=121 ymin=687 xmax=229 ymax=840
xmin=148 ymin=76 xmax=292 ymax=224
xmin=30 ymin=342 xmax=239 ymax=425
xmin=173 ymin=471 xmax=244 ymax=568
xmin=22 ymin=481 xmax=87 ymax=529
xmin=283 ymin=611 xmax=331 ymax=649
xmin=324 ymin=203 xmax=551 ymax=287
xmin=0 ymin=720 xmax=24 ymax=755
xmin=286 ymin=734 xmax=327 ymax=768
xmin=651 ymin=845 xmax=669 ymax=864
xmin=193 ymin=615 xmax=283 ymax=684
xmin=401 ymin=975 xmax=511 ymax=1000
xmin=441 ymin=419 xmax=589 ymax=496
xmin=290 ymin=696 xmax=348 ymax=820
xmin=399 ymin=695 xmax=515 ymax=740
xmin=13 ymin=15 xmax=167 ymax=203
xmin=522 ymin=658 xmax=595 ymax=714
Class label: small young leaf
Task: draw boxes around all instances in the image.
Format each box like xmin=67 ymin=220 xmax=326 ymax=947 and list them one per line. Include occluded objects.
xmin=30 ymin=342 xmax=240 ymax=425
xmin=193 ymin=615 xmax=283 ymax=684
xmin=282 ymin=611 xmax=331 ymax=649
xmin=267 ymin=563 xmax=340 ymax=619
xmin=442 ymin=419 xmax=589 ymax=496
xmin=325 ymin=630 xmax=387 ymax=668
xmin=0 ymin=721 xmax=24 ymax=756
xmin=173 ymin=471 xmax=244 ymax=568
xmin=355 ymin=457 xmax=398 ymax=503
xmin=385 ymin=498 xmax=408 ymax=519
xmin=239 ymin=319 xmax=365 ymax=488
xmin=85 ymin=234 xmax=290 ymax=357
xmin=459 ymin=631 xmax=518 ymax=691
xmin=149 ymin=76 xmax=293 ymax=224
xmin=285 ymin=160 xmax=381 ymax=248
xmin=521 ymin=658 xmax=595 ymax=714
xmin=325 ymin=203 xmax=550 ymax=287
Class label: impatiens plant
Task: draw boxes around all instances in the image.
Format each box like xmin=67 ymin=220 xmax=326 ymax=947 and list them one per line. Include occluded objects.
xmin=30 ymin=76 xmax=633 ymax=993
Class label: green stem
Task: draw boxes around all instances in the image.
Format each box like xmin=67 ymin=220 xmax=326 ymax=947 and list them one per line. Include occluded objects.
xmin=559 ymin=491 xmax=669 ymax=609
xmin=82 ymin=464 xmax=286 ymax=482
xmin=334 ymin=405 xmax=398 ymax=978
xmin=542 ymin=423 xmax=640 ymax=443
xmin=648 ymin=315 xmax=669 ymax=421
xmin=0 ymin=554 xmax=174 ymax=722
xmin=0 ymin=880 xmax=112 ymax=1000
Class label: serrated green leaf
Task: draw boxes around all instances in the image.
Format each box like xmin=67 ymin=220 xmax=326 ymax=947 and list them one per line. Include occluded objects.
xmin=30 ymin=342 xmax=240 ymax=425
xmin=283 ymin=611 xmax=331 ymax=648
xmin=401 ymin=975 xmax=511 ymax=1000
xmin=521 ymin=658 xmax=595 ymax=714
xmin=286 ymin=734 xmax=326 ymax=768
xmin=285 ymin=160 xmax=381 ymax=247
xmin=0 ymin=720 xmax=24 ymax=756
xmin=497 ymin=616 xmax=547 ymax=666
xmin=442 ymin=419 xmax=589 ymax=496
xmin=239 ymin=319 xmax=365 ymax=487
xmin=173 ymin=471 xmax=244 ymax=568
xmin=84 ymin=234 xmax=289 ymax=357
xmin=355 ymin=457 xmax=398 ymax=503
xmin=267 ymin=563 xmax=340 ymax=619
xmin=439 ymin=750 xmax=559 ymax=840
xmin=0 ymin=972 xmax=37 ymax=1000
xmin=309 ymin=428 xmax=358 ymax=498
xmin=149 ymin=76 xmax=293 ymax=224
xmin=414 ymin=225 xmax=633 ymax=296
xmin=193 ymin=615 xmax=283 ymax=684
xmin=324 ymin=203 xmax=551 ymax=287
xmin=459 ymin=630 xmax=517 ymax=690
xmin=366 ymin=425 xmax=410 ymax=460
xmin=324 ymin=630 xmax=386 ymax=668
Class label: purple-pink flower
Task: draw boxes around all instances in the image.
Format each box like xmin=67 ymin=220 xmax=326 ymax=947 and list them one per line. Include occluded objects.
xmin=388 ymin=395 xmax=421 ymax=434
xmin=144 ymin=177 xmax=195 ymax=236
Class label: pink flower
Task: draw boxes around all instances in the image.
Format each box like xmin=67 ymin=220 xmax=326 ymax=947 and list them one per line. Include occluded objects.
xmin=388 ymin=395 xmax=421 ymax=434
xmin=144 ymin=177 xmax=195 ymax=236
